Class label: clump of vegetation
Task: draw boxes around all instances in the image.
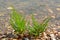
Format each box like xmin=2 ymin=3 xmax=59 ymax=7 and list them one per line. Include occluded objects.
xmin=28 ymin=14 xmax=50 ymax=38
xmin=10 ymin=7 xmax=26 ymax=38
xmin=10 ymin=7 xmax=50 ymax=39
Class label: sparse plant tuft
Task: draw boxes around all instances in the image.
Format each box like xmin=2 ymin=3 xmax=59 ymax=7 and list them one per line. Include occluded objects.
xmin=28 ymin=14 xmax=50 ymax=37
xmin=10 ymin=7 xmax=26 ymax=34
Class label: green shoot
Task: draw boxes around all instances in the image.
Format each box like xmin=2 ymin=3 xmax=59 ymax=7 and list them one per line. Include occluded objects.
xmin=28 ymin=15 xmax=50 ymax=37
xmin=10 ymin=7 xmax=26 ymax=34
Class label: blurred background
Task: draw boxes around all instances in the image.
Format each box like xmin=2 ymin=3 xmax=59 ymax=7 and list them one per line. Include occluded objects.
xmin=0 ymin=0 xmax=60 ymax=34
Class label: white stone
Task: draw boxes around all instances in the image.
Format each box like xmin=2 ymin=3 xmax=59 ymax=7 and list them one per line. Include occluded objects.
xmin=50 ymin=34 xmax=56 ymax=40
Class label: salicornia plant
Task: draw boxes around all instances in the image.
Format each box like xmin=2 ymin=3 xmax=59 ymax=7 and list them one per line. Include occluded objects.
xmin=10 ymin=7 xmax=26 ymax=34
xmin=28 ymin=14 xmax=50 ymax=37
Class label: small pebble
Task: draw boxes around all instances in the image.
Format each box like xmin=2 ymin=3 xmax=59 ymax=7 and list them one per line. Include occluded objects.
xmin=13 ymin=39 xmax=18 ymax=40
xmin=50 ymin=34 xmax=56 ymax=40
xmin=1 ymin=38 xmax=8 ymax=40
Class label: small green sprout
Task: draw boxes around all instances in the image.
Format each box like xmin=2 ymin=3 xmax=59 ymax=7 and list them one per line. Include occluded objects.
xmin=10 ymin=7 xmax=26 ymax=34
xmin=28 ymin=14 xmax=50 ymax=37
